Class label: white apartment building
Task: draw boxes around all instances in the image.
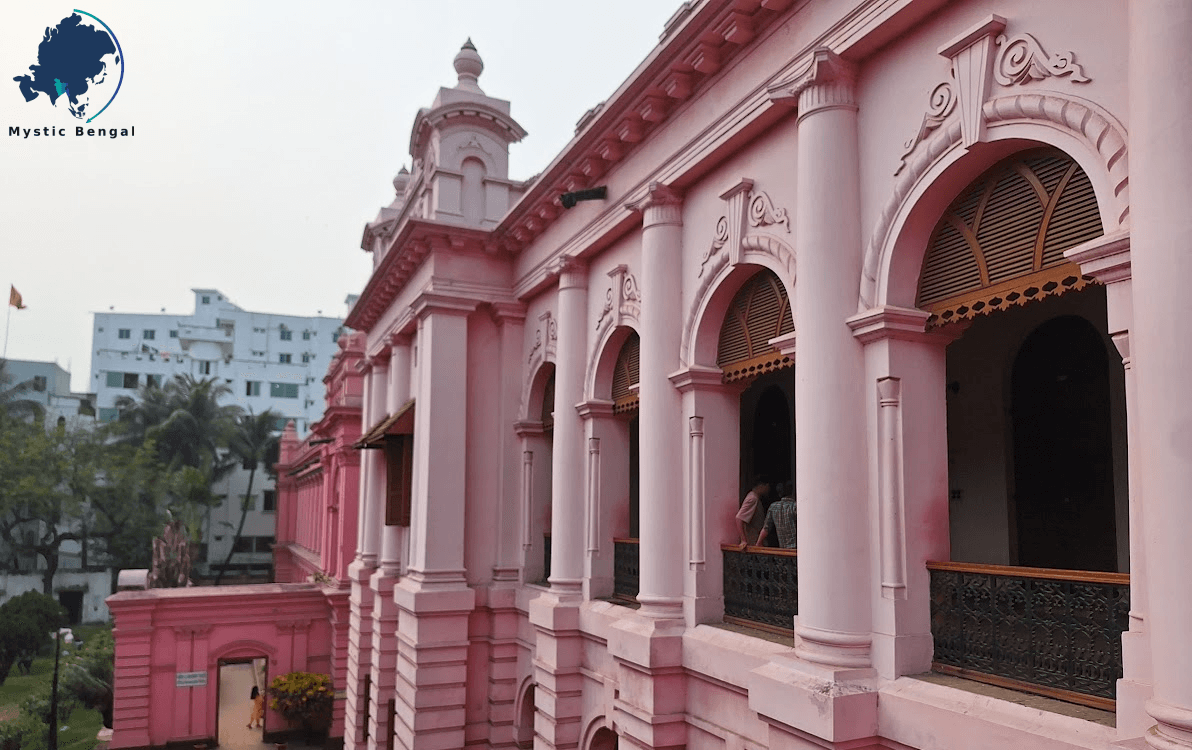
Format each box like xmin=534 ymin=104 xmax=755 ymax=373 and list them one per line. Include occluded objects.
xmin=89 ymin=288 xmax=347 ymax=579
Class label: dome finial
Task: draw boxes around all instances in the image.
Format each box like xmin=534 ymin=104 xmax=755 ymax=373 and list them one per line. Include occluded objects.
xmin=454 ymin=39 xmax=484 ymax=93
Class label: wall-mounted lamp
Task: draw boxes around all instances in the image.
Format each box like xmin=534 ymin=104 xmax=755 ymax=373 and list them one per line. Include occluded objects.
xmin=560 ymin=186 xmax=607 ymax=209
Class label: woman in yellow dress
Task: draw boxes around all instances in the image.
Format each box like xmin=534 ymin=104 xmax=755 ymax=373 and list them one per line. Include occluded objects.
xmin=248 ymin=685 xmax=265 ymax=729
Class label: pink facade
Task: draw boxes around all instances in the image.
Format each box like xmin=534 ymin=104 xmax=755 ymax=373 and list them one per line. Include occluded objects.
xmin=111 ymin=1 xmax=1192 ymax=749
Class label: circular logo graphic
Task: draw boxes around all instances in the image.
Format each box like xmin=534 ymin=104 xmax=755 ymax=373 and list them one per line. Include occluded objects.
xmin=12 ymin=10 xmax=123 ymax=122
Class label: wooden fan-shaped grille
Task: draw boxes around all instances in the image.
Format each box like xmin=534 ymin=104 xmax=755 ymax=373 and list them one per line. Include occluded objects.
xmin=717 ymin=271 xmax=794 ymax=382
xmin=917 ymin=150 xmax=1103 ymax=328
xmin=541 ymin=371 xmax=555 ymax=431
xmin=610 ymin=332 xmax=640 ymax=415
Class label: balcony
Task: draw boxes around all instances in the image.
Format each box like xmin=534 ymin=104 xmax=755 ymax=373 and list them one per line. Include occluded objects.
xmin=613 ymin=538 xmax=639 ymax=604
xmin=722 ymin=545 xmax=798 ymax=633
xmin=928 ymin=561 xmax=1129 ymax=710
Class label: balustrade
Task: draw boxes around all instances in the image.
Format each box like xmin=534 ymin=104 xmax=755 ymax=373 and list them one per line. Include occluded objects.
xmin=613 ymin=538 xmax=639 ymax=603
xmin=928 ymin=561 xmax=1129 ymax=709
xmin=721 ymin=545 xmax=798 ymax=632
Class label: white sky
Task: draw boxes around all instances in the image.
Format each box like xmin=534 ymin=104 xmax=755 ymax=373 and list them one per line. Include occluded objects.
xmin=1 ymin=1 xmax=681 ymax=392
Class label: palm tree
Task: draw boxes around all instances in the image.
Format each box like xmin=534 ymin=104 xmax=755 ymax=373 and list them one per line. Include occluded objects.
xmin=117 ymin=374 xmax=241 ymax=475
xmin=215 ymin=410 xmax=279 ymax=584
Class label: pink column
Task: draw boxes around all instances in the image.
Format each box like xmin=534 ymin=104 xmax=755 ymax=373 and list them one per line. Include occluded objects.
xmin=628 ymin=183 xmax=685 ymax=620
xmin=787 ymin=49 xmax=873 ymax=667
xmin=392 ymin=301 xmax=476 ymax=750
xmin=548 ymin=257 xmax=588 ymax=594
xmin=492 ymin=304 xmax=527 ymax=582
xmin=380 ymin=338 xmax=410 ymax=575
xmin=344 ymin=357 xmax=378 ymax=750
xmin=364 ymin=359 xmax=388 ymax=565
xmin=1128 ymin=4 xmax=1192 ymax=747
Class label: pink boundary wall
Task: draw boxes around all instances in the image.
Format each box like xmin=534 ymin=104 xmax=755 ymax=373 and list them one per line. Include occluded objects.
xmin=108 ymin=334 xmax=364 ymax=749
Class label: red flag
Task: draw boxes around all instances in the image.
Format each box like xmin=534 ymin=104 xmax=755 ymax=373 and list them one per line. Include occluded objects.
xmin=9 ymin=286 xmax=25 ymax=310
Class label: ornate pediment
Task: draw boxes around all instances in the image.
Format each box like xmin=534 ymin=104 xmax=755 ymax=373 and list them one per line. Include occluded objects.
xmin=895 ymin=17 xmax=1092 ymax=175
xmin=699 ymin=180 xmax=792 ymax=278
xmin=595 ymin=265 xmax=641 ymax=330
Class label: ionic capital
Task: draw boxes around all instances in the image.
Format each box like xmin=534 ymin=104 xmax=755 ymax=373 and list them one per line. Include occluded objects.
xmin=769 ymin=48 xmax=857 ymax=120
xmin=627 ymin=181 xmax=683 ymax=228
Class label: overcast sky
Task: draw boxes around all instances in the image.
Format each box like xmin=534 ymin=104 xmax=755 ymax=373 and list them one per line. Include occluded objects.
xmin=1 ymin=1 xmax=681 ymax=392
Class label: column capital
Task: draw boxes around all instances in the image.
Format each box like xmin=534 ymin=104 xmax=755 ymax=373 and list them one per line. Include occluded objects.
xmin=769 ymin=47 xmax=857 ymax=119
xmin=627 ymin=181 xmax=683 ymax=227
xmin=513 ymin=419 xmax=545 ymax=438
xmin=489 ymin=300 xmax=528 ymax=325
xmin=412 ymin=291 xmax=479 ymax=320
xmin=576 ymin=399 xmax=616 ymax=420
xmin=553 ymin=254 xmax=589 ymax=290
xmin=1065 ymin=229 xmax=1131 ymax=285
xmin=846 ymin=305 xmax=964 ymax=345
xmin=668 ymin=364 xmax=724 ymax=393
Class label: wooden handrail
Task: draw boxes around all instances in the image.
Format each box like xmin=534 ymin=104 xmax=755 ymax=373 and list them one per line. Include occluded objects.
xmin=926 ymin=560 xmax=1129 ymax=586
xmin=720 ymin=543 xmax=797 ymax=558
xmin=612 ymin=537 xmax=639 ymax=545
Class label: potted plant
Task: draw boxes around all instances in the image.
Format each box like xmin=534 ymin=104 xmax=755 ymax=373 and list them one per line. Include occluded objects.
xmin=269 ymin=671 xmax=333 ymax=745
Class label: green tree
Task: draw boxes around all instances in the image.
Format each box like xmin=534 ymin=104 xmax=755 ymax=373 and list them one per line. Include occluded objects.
xmin=116 ymin=374 xmax=241 ymax=474
xmin=0 ymin=591 xmax=67 ymax=686
xmin=215 ymin=410 xmax=279 ymax=584
xmin=0 ymin=417 xmax=80 ymax=594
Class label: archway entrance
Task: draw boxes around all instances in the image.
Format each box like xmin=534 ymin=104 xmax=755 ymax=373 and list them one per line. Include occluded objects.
xmin=919 ymin=146 xmax=1130 ymax=706
xmin=1012 ymin=315 xmax=1116 ymax=572
xmin=217 ymin=657 xmax=267 ymax=747
xmin=609 ymin=331 xmax=640 ymax=602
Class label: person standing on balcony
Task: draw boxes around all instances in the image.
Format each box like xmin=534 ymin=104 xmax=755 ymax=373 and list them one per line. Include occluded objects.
xmin=736 ymin=478 xmax=771 ymax=549
xmin=755 ymin=483 xmax=796 ymax=549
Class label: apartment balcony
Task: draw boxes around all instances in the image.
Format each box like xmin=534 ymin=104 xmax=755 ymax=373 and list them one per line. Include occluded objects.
xmin=176 ymin=325 xmax=234 ymax=356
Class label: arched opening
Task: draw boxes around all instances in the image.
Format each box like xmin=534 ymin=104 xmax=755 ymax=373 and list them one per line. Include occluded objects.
xmin=606 ymin=330 xmax=640 ymax=603
xmin=715 ymin=269 xmax=798 ymax=632
xmin=923 ymin=148 xmax=1129 ymax=705
xmin=461 ymin=157 xmax=487 ymax=225
xmin=217 ymin=657 xmax=268 ymax=747
xmin=589 ymin=727 xmax=619 ymax=750
xmin=1012 ymin=316 xmax=1117 ymax=571
xmin=520 ymin=363 xmax=555 ymax=585
xmin=515 ymin=684 xmax=535 ymax=749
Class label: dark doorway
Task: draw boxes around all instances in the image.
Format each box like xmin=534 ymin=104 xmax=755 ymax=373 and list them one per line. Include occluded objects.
xmin=1011 ymin=315 xmax=1117 ymax=571
xmin=58 ymin=591 xmax=83 ymax=624
xmin=628 ymin=414 xmax=639 ymax=538
xmin=752 ymin=384 xmax=792 ymax=487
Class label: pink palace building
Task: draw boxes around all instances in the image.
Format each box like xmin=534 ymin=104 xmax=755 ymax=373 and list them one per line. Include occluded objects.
xmin=108 ymin=1 xmax=1192 ymax=748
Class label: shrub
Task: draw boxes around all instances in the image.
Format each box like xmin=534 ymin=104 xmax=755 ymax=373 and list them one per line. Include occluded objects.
xmin=0 ymin=591 xmax=67 ymax=686
xmin=0 ymin=712 xmax=48 ymax=750
xmin=268 ymin=671 xmax=333 ymax=729
xmin=21 ymin=687 xmax=78 ymax=724
xmin=61 ymin=628 xmax=115 ymax=728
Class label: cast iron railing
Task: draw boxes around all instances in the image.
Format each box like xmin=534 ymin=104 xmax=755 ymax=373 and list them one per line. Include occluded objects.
xmin=613 ymin=538 xmax=639 ymax=602
xmin=721 ymin=545 xmax=798 ymax=632
xmin=928 ymin=561 xmax=1129 ymax=709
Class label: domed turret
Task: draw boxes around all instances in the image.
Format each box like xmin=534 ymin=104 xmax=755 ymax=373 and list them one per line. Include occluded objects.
xmin=453 ymin=38 xmax=484 ymax=93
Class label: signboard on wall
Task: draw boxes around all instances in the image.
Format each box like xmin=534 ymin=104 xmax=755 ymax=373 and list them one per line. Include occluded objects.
xmin=175 ymin=671 xmax=208 ymax=688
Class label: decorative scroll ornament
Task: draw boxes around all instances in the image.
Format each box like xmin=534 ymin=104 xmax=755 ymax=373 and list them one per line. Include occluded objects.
xmin=699 ymin=217 xmax=731 ymax=275
xmin=749 ymin=191 xmax=791 ymax=233
xmin=699 ymin=180 xmax=793 ymax=278
xmin=896 ymin=81 xmax=956 ymax=176
xmin=528 ymin=310 xmax=558 ymax=364
xmin=596 ymin=265 xmax=641 ymax=329
xmin=994 ymin=33 xmax=1090 ymax=86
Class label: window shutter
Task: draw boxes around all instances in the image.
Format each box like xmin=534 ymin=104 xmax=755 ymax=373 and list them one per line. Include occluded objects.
xmin=917 ymin=150 xmax=1103 ymax=327
xmin=716 ymin=271 xmax=794 ymax=382
xmin=385 ymin=435 xmax=413 ymax=527
xmin=610 ymin=332 xmax=640 ymax=414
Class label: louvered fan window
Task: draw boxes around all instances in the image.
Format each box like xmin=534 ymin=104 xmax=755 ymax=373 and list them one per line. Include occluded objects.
xmin=717 ymin=271 xmax=794 ymax=382
xmin=610 ymin=332 xmax=640 ymax=415
xmin=541 ymin=371 xmax=555 ymax=432
xmin=917 ymin=149 xmax=1103 ymax=328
